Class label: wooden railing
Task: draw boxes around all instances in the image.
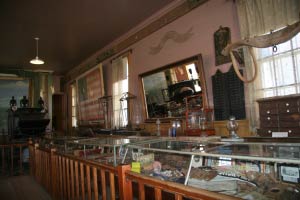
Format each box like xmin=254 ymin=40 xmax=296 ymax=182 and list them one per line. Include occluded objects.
xmin=0 ymin=142 xmax=29 ymax=176
xmin=52 ymin=152 xmax=120 ymax=200
xmin=29 ymin=142 xmax=123 ymax=200
xmin=30 ymin=144 xmax=52 ymax=193
xmin=29 ymin=142 xmax=238 ymax=200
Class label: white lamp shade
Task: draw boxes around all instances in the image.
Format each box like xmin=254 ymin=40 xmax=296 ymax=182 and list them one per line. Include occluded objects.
xmin=30 ymin=56 xmax=44 ymax=65
xmin=30 ymin=37 xmax=45 ymax=65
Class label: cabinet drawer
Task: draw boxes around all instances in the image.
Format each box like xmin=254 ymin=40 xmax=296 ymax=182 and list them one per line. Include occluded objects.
xmin=279 ymin=121 xmax=300 ymax=127
xmin=257 ymin=128 xmax=279 ymax=137
xmin=278 ymin=114 xmax=300 ymax=127
xmin=259 ymin=103 xmax=278 ymax=115
xmin=260 ymin=117 xmax=278 ymax=128
xmin=279 ymin=128 xmax=300 ymax=137
xmin=278 ymin=105 xmax=299 ymax=114
xmin=256 ymin=128 xmax=300 ymax=137
xmin=278 ymin=98 xmax=299 ymax=112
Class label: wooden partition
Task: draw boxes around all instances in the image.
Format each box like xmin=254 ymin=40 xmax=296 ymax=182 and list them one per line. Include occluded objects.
xmin=52 ymin=152 xmax=119 ymax=200
xmin=31 ymin=144 xmax=52 ymax=194
xmin=0 ymin=142 xmax=29 ymax=176
xmin=29 ymin=141 xmax=237 ymax=200
xmin=29 ymin=142 xmax=121 ymax=200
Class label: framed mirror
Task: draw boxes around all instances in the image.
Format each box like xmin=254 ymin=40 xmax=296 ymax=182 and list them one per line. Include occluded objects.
xmin=140 ymin=54 xmax=208 ymax=120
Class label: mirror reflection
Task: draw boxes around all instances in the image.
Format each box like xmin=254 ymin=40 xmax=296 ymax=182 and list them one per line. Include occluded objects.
xmin=141 ymin=54 xmax=207 ymax=119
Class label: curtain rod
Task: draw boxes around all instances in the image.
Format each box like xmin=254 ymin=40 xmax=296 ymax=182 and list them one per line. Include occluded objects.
xmin=110 ymin=49 xmax=132 ymax=63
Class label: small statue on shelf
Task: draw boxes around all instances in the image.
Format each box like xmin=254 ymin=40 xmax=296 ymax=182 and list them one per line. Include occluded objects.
xmin=38 ymin=97 xmax=48 ymax=113
xmin=9 ymin=96 xmax=17 ymax=111
xmin=20 ymin=96 xmax=29 ymax=108
xmin=38 ymin=97 xmax=44 ymax=108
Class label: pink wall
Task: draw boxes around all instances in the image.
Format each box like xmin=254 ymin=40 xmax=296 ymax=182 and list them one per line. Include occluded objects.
xmin=103 ymin=0 xmax=241 ymax=111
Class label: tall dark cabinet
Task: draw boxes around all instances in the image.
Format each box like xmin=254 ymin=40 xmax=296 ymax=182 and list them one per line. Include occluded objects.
xmin=212 ymin=66 xmax=246 ymax=121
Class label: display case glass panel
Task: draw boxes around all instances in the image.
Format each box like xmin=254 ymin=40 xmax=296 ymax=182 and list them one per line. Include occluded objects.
xmin=65 ymin=136 xmax=158 ymax=166
xmin=205 ymin=143 xmax=300 ymax=162
xmin=123 ymin=140 xmax=300 ymax=199
xmin=39 ymin=136 xmax=87 ymax=151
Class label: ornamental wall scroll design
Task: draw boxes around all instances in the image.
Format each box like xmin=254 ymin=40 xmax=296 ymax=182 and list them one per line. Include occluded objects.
xmin=66 ymin=0 xmax=208 ymax=82
xmin=149 ymin=27 xmax=194 ymax=55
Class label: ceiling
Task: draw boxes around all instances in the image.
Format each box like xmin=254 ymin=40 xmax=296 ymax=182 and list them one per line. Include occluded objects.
xmin=0 ymin=0 xmax=174 ymax=75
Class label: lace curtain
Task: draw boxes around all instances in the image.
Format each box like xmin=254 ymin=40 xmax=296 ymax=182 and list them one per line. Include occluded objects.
xmin=237 ymin=0 xmax=300 ymax=38
xmin=112 ymin=56 xmax=129 ymax=128
xmin=235 ymin=0 xmax=300 ymax=133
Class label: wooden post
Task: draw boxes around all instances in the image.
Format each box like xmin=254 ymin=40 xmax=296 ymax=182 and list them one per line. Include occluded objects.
xmin=59 ymin=156 xmax=63 ymax=200
xmin=1 ymin=147 xmax=4 ymax=175
xmin=34 ymin=143 xmax=39 ymax=180
xmin=66 ymin=158 xmax=71 ymax=200
xmin=175 ymin=194 xmax=183 ymax=200
xmin=75 ymin=161 xmax=80 ymax=200
xmin=109 ymin=171 xmax=115 ymax=200
xmin=28 ymin=138 xmax=34 ymax=176
xmin=86 ymin=165 xmax=91 ymax=200
xmin=100 ymin=169 xmax=106 ymax=200
xmin=139 ymin=182 xmax=145 ymax=200
xmin=62 ymin=157 xmax=67 ymax=199
xmin=10 ymin=145 xmax=13 ymax=175
xmin=50 ymin=148 xmax=57 ymax=198
xmin=19 ymin=145 xmax=23 ymax=175
xmin=155 ymin=188 xmax=162 ymax=200
xmin=70 ymin=160 xmax=75 ymax=200
xmin=80 ymin=163 xmax=85 ymax=200
xmin=92 ymin=167 xmax=99 ymax=200
xmin=117 ymin=164 xmax=132 ymax=200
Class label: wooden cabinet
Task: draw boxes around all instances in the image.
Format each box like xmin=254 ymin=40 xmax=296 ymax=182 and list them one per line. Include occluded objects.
xmin=257 ymin=95 xmax=300 ymax=137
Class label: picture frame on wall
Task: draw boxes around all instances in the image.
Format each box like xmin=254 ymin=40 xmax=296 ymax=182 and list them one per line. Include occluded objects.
xmin=76 ymin=63 xmax=105 ymax=125
xmin=214 ymin=26 xmax=231 ymax=66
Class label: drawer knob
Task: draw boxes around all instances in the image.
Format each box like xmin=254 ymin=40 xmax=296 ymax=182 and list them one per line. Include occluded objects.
xmin=287 ymin=109 xmax=290 ymax=113
xmin=267 ymin=110 xmax=270 ymax=114
xmin=286 ymin=103 xmax=289 ymax=106
xmin=288 ymin=130 xmax=292 ymax=133
xmin=267 ymin=117 xmax=271 ymax=120
xmin=268 ymin=130 xmax=272 ymax=133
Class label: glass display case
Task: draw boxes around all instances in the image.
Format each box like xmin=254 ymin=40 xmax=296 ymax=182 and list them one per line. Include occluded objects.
xmin=123 ymin=140 xmax=300 ymax=200
xmin=64 ymin=136 xmax=158 ymax=166
xmin=38 ymin=135 xmax=87 ymax=152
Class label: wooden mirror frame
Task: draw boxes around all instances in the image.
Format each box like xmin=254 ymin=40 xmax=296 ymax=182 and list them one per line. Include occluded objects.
xmin=139 ymin=54 xmax=208 ymax=122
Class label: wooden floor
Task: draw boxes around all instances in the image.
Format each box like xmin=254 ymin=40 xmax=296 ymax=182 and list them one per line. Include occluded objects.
xmin=0 ymin=175 xmax=51 ymax=200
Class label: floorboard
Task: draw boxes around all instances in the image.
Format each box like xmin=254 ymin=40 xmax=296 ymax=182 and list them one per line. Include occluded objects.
xmin=0 ymin=175 xmax=51 ymax=200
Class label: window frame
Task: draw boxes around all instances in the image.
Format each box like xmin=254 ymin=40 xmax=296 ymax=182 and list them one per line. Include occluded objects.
xmin=255 ymin=33 xmax=300 ymax=98
xmin=71 ymin=83 xmax=77 ymax=127
xmin=112 ymin=55 xmax=129 ymax=128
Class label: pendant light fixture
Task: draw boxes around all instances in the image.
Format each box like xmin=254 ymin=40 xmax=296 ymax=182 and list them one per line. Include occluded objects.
xmin=30 ymin=37 xmax=44 ymax=65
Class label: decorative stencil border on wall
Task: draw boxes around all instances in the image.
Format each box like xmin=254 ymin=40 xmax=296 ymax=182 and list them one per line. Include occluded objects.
xmin=66 ymin=0 xmax=209 ymax=82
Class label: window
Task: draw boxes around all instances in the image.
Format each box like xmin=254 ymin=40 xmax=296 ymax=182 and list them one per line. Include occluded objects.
xmin=186 ymin=63 xmax=201 ymax=92
xmin=71 ymin=84 xmax=77 ymax=127
xmin=112 ymin=56 xmax=129 ymax=128
xmin=0 ymin=79 xmax=29 ymax=134
xmin=255 ymin=33 xmax=300 ymax=98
